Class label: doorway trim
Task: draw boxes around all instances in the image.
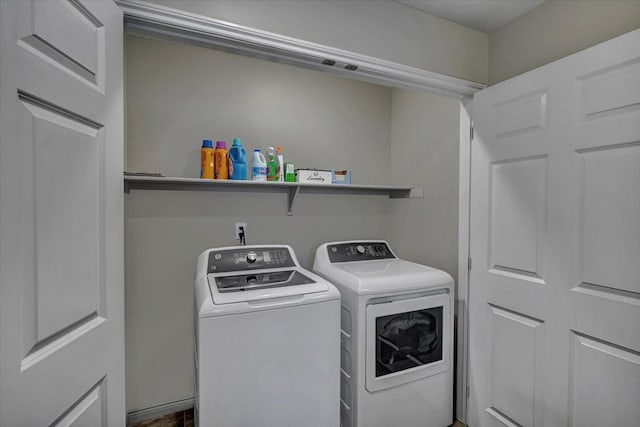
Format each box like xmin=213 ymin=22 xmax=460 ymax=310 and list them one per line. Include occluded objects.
xmin=117 ymin=1 xmax=480 ymax=423
xmin=116 ymin=0 xmax=485 ymax=99
xmin=457 ymin=98 xmax=473 ymax=423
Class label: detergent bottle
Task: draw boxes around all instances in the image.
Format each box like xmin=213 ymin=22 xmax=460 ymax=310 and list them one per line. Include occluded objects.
xmin=252 ymin=149 xmax=267 ymax=181
xmin=200 ymin=139 xmax=214 ymax=179
xmin=214 ymin=141 xmax=229 ymax=179
xmin=228 ymin=138 xmax=247 ymax=180
xmin=267 ymin=146 xmax=278 ymax=181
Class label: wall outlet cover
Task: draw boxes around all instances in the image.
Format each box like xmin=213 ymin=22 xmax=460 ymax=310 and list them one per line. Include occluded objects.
xmin=235 ymin=222 xmax=247 ymax=240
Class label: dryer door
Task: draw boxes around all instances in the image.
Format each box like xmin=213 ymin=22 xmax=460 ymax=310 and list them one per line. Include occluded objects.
xmin=365 ymin=292 xmax=450 ymax=392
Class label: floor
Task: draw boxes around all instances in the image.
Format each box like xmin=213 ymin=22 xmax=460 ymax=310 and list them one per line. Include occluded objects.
xmin=130 ymin=408 xmax=193 ymax=427
xmin=130 ymin=409 xmax=465 ymax=427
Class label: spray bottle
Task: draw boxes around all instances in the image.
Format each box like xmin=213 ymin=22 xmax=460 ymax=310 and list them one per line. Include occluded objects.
xmin=267 ymin=146 xmax=278 ymax=181
xmin=276 ymin=146 xmax=284 ymax=182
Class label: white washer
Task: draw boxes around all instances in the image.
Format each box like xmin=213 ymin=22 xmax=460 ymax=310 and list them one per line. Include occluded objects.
xmin=195 ymin=245 xmax=341 ymax=427
xmin=313 ymin=240 xmax=454 ymax=427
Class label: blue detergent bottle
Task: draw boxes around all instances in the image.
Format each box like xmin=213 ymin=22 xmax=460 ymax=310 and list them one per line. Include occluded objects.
xmin=228 ymin=138 xmax=247 ymax=180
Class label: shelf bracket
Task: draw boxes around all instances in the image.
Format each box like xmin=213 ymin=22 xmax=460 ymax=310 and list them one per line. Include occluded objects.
xmin=287 ymin=186 xmax=301 ymax=215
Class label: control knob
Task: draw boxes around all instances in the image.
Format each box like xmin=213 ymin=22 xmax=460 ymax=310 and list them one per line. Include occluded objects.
xmin=246 ymin=251 xmax=258 ymax=263
xmin=356 ymin=245 xmax=366 ymax=255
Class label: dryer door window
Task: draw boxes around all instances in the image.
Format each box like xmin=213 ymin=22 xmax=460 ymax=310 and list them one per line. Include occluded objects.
xmin=365 ymin=292 xmax=451 ymax=392
xmin=375 ymin=306 xmax=443 ymax=377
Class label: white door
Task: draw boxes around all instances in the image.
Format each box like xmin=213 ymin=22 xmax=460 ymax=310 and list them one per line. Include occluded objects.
xmin=0 ymin=1 xmax=124 ymax=426
xmin=469 ymin=29 xmax=640 ymax=427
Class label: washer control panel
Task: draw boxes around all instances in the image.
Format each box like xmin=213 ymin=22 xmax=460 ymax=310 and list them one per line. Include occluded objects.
xmin=327 ymin=242 xmax=395 ymax=263
xmin=208 ymin=247 xmax=295 ymax=273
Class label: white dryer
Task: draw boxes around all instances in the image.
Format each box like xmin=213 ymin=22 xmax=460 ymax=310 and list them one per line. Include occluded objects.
xmin=195 ymin=245 xmax=340 ymax=427
xmin=313 ymin=240 xmax=454 ymax=427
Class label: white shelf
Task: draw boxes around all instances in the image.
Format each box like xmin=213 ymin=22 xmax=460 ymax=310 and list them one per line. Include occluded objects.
xmin=124 ymin=175 xmax=422 ymax=215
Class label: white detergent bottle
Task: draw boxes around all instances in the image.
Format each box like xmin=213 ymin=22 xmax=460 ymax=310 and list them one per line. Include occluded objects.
xmin=251 ymin=149 xmax=267 ymax=181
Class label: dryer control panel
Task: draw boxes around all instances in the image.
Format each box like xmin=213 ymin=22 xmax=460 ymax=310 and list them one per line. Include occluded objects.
xmin=208 ymin=247 xmax=295 ymax=273
xmin=328 ymin=242 xmax=395 ymax=263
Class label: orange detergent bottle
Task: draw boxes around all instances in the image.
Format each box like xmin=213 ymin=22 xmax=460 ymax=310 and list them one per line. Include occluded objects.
xmin=214 ymin=140 xmax=229 ymax=179
xmin=200 ymin=140 xmax=214 ymax=179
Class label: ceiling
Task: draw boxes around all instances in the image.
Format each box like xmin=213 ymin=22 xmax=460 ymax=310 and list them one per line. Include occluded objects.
xmin=395 ymin=0 xmax=546 ymax=33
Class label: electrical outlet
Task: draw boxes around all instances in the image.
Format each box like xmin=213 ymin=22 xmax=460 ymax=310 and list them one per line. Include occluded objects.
xmin=235 ymin=222 xmax=247 ymax=240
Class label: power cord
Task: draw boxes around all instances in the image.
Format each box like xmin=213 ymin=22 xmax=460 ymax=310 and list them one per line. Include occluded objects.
xmin=238 ymin=226 xmax=246 ymax=246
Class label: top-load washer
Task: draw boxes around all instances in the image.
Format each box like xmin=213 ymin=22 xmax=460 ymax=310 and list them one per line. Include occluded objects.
xmin=195 ymin=245 xmax=340 ymax=427
xmin=313 ymin=240 xmax=454 ymax=427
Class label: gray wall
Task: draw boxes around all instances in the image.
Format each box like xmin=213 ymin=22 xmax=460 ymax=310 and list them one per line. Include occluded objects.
xmin=125 ymin=35 xmax=393 ymax=411
xmin=389 ymin=89 xmax=459 ymax=286
xmin=125 ymin=192 xmax=390 ymax=411
xmin=125 ymin=35 xmax=460 ymax=412
xmin=149 ymin=0 xmax=488 ymax=84
xmin=489 ymin=0 xmax=640 ymax=84
xmin=125 ymin=36 xmax=391 ymax=182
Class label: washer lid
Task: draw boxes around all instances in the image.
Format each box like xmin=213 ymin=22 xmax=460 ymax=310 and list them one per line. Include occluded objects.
xmin=215 ymin=269 xmax=315 ymax=293
xmin=208 ymin=268 xmax=329 ymax=305
xmin=322 ymin=258 xmax=453 ymax=295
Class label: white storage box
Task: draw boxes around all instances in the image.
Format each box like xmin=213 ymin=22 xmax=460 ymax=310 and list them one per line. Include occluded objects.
xmin=296 ymin=169 xmax=332 ymax=184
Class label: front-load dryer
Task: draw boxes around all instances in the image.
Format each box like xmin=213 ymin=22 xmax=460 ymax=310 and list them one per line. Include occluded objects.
xmin=313 ymin=240 xmax=454 ymax=427
xmin=195 ymin=245 xmax=340 ymax=427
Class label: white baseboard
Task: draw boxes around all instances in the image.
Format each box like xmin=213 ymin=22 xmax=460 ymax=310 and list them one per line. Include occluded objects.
xmin=127 ymin=397 xmax=195 ymax=425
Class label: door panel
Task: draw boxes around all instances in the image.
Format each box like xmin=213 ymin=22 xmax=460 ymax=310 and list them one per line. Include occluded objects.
xmin=17 ymin=0 xmax=104 ymax=87
xmin=493 ymin=90 xmax=547 ymax=139
xmin=489 ymin=155 xmax=547 ymax=281
xmin=578 ymin=59 xmax=640 ymax=119
xmin=579 ymin=143 xmax=640 ymax=294
xmin=19 ymin=94 xmax=104 ymax=344
xmin=470 ymin=29 xmax=640 ymax=427
xmin=487 ymin=306 xmax=543 ymax=427
xmin=570 ymin=333 xmax=640 ymax=427
xmin=0 ymin=1 xmax=124 ymax=426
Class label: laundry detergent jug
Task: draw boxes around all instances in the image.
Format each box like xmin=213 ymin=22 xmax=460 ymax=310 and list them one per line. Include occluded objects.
xmin=228 ymin=138 xmax=247 ymax=180
xmin=200 ymin=139 xmax=215 ymax=179
xmin=214 ymin=140 xmax=229 ymax=179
